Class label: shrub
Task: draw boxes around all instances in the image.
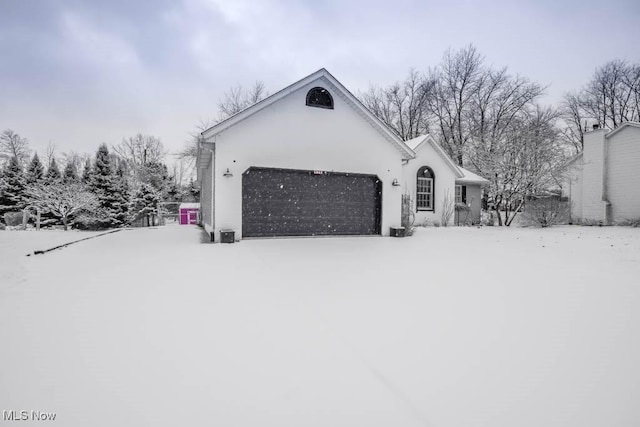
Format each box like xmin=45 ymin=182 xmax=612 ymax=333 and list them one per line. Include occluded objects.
xmin=0 ymin=222 xmax=5 ymax=230
xmin=72 ymin=209 xmax=113 ymax=230
xmin=401 ymin=194 xmax=415 ymax=236
xmin=481 ymin=211 xmax=495 ymax=226
xmin=520 ymin=198 xmax=570 ymax=227
xmin=616 ymin=218 xmax=640 ymax=227
xmin=3 ymin=211 xmax=25 ymax=226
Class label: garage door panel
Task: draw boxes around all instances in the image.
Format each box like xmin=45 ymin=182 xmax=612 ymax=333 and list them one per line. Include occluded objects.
xmin=242 ymin=167 xmax=381 ymax=237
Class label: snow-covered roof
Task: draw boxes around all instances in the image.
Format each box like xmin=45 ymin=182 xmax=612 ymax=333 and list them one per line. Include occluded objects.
xmin=456 ymin=166 xmax=489 ymax=186
xmin=198 ymin=68 xmax=415 ymax=164
xmin=605 ymin=121 xmax=640 ymax=139
xmin=406 ymin=134 xmax=463 ymax=179
xmin=179 ymin=203 xmax=200 ymax=209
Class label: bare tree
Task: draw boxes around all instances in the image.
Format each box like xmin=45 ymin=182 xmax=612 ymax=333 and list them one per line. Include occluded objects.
xmin=560 ymin=91 xmax=590 ymax=153
xmin=427 ymin=45 xmax=485 ymax=165
xmin=218 ymin=81 xmax=268 ymax=120
xmin=425 ymin=45 xmax=545 ymax=167
xmin=360 ymin=69 xmax=434 ymax=141
xmin=25 ymin=182 xmax=98 ymax=230
xmin=45 ymin=141 xmax=56 ymax=168
xmin=469 ymin=105 xmax=566 ymax=225
xmin=114 ymin=134 xmax=166 ymax=168
xmin=178 ymin=82 xmax=268 ymax=172
xmin=581 ymin=60 xmax=640 ymax=129
xmin=0 ymin=129 xmax=31 ymax=167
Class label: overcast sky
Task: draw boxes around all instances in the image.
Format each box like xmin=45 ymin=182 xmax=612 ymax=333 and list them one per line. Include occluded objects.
xmin=1 ymin=0 xmax=639 ymax=158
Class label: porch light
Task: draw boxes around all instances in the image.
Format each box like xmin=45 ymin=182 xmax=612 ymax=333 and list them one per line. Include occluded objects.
xmin=392 ymin=179 xmax=400 ymax=186
xmin=223 ymin=168 xmax=233 ymax=177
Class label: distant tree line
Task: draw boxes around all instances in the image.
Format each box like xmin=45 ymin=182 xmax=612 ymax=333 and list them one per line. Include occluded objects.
xmin=0 ymin=130 xmax=199 ymax=230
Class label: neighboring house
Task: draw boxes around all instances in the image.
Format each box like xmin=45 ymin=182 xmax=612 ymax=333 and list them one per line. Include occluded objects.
xmin=403 ymin=135 xmax=488 ymax=226
xmin=196 ymin=69 xmax=487 ymax=241
xmin=562 ymin=122 xmax=640 ymax=224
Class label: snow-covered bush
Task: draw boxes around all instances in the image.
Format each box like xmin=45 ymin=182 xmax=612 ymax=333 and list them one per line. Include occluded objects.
xmin=520 ymin=198 xmax=570 ymax=227
xmin=3 ymin=211 xmax=24 ymax=226
xmin=401 ymin=194 xmax=415 ymax=236
xmin=481 ymin=211 xmax=496 ymax=226
xmin=440 ymin=190 xmax=454 ymax=227
xmin=455 ymin=202 xmax=471 ymax=226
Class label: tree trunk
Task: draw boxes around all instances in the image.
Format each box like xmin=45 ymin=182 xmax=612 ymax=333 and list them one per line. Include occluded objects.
xmin=62 ymin=217 xmax=68 ymax=231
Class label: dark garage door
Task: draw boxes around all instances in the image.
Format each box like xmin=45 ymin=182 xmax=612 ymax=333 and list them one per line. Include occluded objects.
xmin=242 ymin=167 xmax=382 ymax=237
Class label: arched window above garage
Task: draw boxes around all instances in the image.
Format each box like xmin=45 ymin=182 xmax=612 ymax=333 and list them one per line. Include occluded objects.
xmin=306 ymin=87 xmax=334 ymax=109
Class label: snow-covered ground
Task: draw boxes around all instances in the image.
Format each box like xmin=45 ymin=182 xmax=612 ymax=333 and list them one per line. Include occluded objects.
xmin=1 ymin=225 xmax=639 ymax=427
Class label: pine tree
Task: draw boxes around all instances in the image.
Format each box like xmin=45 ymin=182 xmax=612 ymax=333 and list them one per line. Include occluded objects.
xmin=81 ymin=160 xmax=92 ymax=183
xmin=26 ymin=153 xmax=44 ymax=184
xmin=88 ymin=144 xmax=129 ymax=228
xmin=45 ymin=158 xmax=61 ymax=182
xmin=0 ymin=156 xmax=26 ymax=215
xmin=131 ymin=183 xmax=160 ymax=227
xmin=63 ymin=162 xmax=79 ymax=183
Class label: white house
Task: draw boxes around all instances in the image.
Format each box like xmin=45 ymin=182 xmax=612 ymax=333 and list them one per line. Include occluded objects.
xmin=196 ymin=69 xmax=487 ymax=241
xmin=562 ymin=122 xmax=640 ymax=224
xmin=403 ymin=135 xmax=488 ymax=226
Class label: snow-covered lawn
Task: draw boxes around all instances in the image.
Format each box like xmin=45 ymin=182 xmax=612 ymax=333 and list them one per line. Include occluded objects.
xmin=1 ymin=225 xmax=639 ymax=427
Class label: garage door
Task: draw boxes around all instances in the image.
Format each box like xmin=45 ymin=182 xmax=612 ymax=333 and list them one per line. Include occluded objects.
xmin=242 ymin=167 xmax=382 ymax=237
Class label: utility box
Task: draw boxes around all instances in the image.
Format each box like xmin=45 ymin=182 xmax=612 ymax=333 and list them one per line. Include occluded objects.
xmin=389 ymin=227 xmax=405 ymax=237
xmin=220 ymin=230 xmax=235 ymax=244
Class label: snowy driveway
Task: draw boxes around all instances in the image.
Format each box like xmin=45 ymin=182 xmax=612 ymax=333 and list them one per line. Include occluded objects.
xmin=1 ymin=225 xmax=639 ymax=427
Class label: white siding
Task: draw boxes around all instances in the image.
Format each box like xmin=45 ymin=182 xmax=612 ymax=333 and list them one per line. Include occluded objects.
xmin=607 ymin=126 xmax=640 ymax=222
xmin=581 ymin=129 xmax=608 ymax=221
xmin=210 ymin=77 xmax=405 ymax=241
xmin=200 ymin=153 xmax=214 ymax=233
xmin=403 ymin=141 xmax=458 ymax=226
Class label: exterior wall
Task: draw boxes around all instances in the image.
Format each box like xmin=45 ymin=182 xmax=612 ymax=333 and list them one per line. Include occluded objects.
xmin=581 ymin=129 xmax=609 ymax=222
xmin=210 ymin=77 xmax=405 ymax=241
xmin=607 ymin=126 xmax=640 ymax=222
xmin=402 ymin=142 xmax=457 ymax=226
xmin=200 ymin=154 xmax=214 ymax=233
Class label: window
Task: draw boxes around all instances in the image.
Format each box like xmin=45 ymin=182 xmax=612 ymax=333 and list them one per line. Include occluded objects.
xmin=455 ymin=185 xmax=467 ymax=204
xmin=306 ymin=87 xmax=334 ymax=109
xmin=416 ymin=166 xmax=434 ymax=211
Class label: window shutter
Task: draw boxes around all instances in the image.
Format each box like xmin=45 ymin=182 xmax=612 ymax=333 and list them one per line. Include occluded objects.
xmin=462 ymin=186 xmax=467 ymax=203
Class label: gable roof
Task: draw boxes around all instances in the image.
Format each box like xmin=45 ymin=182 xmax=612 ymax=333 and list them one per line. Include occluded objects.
xmin=456 ymin=166 xmax=490 ymax=185
xmin=406 ymin=134 xmax=464 ymax=178
xmin=200 ymin=68 xmax=415 ymax=160
xmin=605 ymin=121 xmax=640 ymax=139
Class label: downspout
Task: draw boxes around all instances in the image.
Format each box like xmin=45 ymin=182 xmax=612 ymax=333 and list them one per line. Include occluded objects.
xmin=601 ymin=134 xmax=611 ymax=224
xmin=209 ymin=145 xmax=215 ymax=238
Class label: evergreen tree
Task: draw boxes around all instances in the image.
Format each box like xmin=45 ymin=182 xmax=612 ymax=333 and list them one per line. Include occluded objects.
xmin=89 ymin=144 xmax=129 ymax=227
xmin=131 ymin=183 xmax=160 ymax=227
xmin=0 ymin=156 xmax=26 ymax=214
xmin=63 ymin=162 xmax=79 ymax=183
xmin=45 ymin=158 xmax=61 ymax=182
xmin=81 ymin=160 xmax=92 ymax=183
xmin=26 ymin=153 xmax=44 ymax=184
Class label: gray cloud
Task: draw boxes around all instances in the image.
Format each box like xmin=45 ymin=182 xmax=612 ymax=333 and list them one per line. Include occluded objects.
xmin=1 ymin=0 xmax=639 ymax=157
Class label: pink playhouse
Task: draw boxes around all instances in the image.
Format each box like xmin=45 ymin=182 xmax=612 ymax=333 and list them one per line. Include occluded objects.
xmin=179 ymin=203 xmax=200 ymax=225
